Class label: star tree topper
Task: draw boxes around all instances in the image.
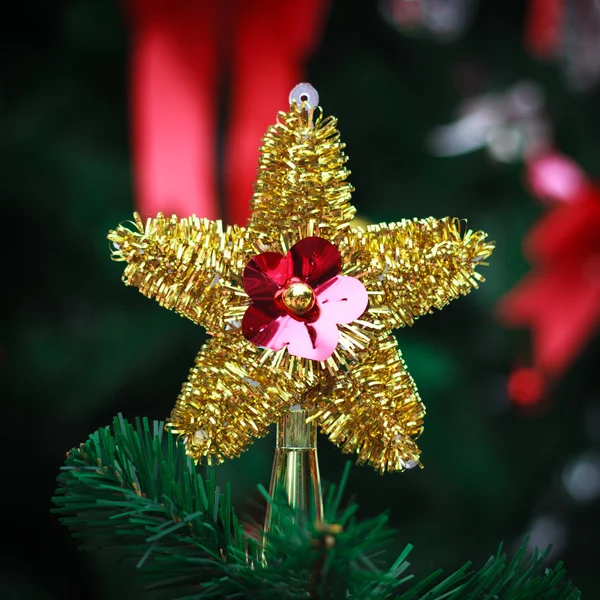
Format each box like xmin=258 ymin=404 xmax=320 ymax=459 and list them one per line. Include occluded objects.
xmin=108 ymin=84 xmax=494 ymax=473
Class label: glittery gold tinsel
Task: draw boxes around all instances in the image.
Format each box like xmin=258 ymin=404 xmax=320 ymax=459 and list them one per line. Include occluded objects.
xmin=108 ymin=99 xmax=494 ymax=473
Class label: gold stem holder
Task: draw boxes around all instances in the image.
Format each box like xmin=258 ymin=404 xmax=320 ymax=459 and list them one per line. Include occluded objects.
xmin=262 ymin=405 xmax=323 ymax=547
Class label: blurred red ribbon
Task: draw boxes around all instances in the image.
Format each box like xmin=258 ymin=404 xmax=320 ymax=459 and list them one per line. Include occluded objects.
xmin=498 ymin=149 xmax=600 ymax=405
xmin=524 ymin=0 xmax=565 ymax=58
xmin=126 ymin=0 xmax=329 ymax=226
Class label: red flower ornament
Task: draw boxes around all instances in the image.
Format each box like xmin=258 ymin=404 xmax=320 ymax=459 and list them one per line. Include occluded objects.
xmin=242 ymin=237 xmax=368 ymax=361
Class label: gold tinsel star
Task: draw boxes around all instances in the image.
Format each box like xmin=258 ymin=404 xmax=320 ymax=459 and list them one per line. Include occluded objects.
xmin=108 ymin=85 xmax=494 ymax=473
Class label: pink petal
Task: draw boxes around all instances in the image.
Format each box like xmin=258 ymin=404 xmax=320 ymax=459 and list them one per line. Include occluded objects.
xmin=316 ymin=276 xmax=369 ymax=324
xmin=286 ymin=318 xmax=340 ymax=361
xmin=248 ymin=313 xmax=339 ymax=361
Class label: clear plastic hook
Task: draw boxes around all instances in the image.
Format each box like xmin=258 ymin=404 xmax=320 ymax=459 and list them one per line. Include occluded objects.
xmin=289 ymin=83 xmax=319 ymax=108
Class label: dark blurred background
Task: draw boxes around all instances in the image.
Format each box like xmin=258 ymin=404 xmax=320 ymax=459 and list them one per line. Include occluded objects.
xmin=3 ymin=0 xmax=600 ymax=597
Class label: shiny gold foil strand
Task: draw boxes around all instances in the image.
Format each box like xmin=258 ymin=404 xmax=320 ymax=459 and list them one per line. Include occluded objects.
xmin=312 ymin=333 xmax=424 ymax=473
xmin=168 ymin=334 xmax=303 ymax=464
xmin=337 ymin=217 xmax=495 ymax=330
xmin=248 ymin=103 xmax=356 ymax=243
xmin=108 ymin=213 xmax=249 ymax=333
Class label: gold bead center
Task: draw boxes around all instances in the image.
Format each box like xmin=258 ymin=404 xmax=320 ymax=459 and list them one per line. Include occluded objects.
xmin=282 ymin=282 xmax=315 ymax=315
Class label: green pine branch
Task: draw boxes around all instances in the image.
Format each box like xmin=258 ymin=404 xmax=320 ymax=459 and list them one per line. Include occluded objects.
xmin=52 ymin=415 xmax=259 ymax=590
xmin=53 ymin=416 xmax=581 ymax=599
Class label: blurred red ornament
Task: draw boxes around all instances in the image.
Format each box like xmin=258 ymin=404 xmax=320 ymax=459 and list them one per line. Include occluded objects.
xmin=125 ymin=0 xmax=329 ymax=225
xmin=242 ymin=237 xmax=369 ymax=361
xmin=525 ymin=0 xmax=565 ymax=58
xmin=507 ymin=367 xmax=545 ymax=407
xmin=498 ymin=149 xmax=600 ymax=402
xmin=525 ymin=0 xmax=600 ymax=90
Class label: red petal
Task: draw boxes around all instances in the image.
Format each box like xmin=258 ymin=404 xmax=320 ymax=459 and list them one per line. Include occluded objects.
xmin=289 ymin=236 xmax=341 ymax=287
xmin=242 ymin=302 xmax=284 ymax=346
xmin=243 ymin=252 xmax=293 ymax=301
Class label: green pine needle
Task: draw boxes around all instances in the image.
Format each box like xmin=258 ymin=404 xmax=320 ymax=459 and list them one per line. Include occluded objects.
xmin=53 ymin=416 xmax=581 ymax=599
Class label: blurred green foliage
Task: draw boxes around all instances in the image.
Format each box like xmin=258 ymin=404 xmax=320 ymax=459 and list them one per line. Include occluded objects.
xmin=2 ymin=0 xmax=600 ymax=597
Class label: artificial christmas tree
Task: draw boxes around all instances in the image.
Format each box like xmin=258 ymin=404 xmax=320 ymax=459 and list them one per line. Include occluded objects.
xmin=5 ymin=2 xmax=599 ymax=597
xmin=53 ymin=84 xmax=580 ymax=598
